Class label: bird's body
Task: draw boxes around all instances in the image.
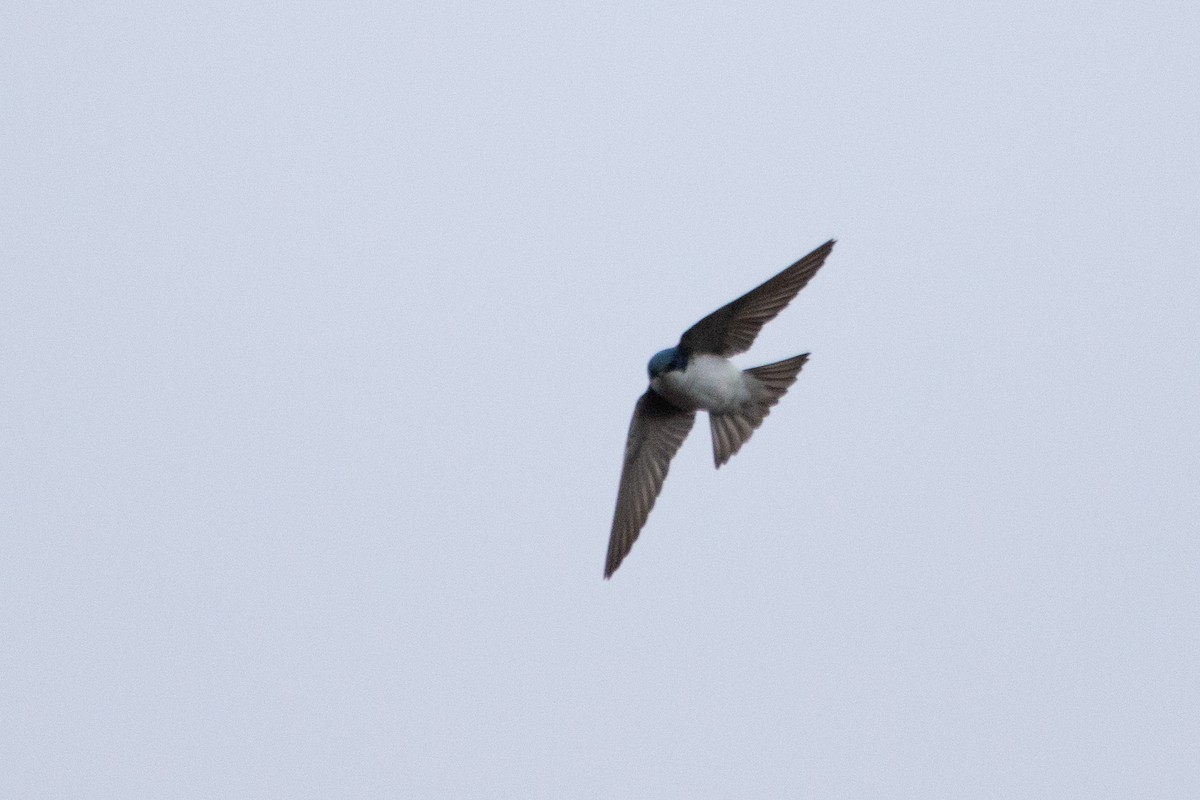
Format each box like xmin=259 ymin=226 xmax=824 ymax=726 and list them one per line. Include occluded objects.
xmin=651 ymin=353 xmax=751 ymax=413
xmin=604 ymin=239 xmax=836 ymax=578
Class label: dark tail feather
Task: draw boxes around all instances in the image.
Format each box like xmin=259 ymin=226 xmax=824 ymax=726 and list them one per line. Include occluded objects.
xmin=708 ymin=354 xmax=809 ymax=468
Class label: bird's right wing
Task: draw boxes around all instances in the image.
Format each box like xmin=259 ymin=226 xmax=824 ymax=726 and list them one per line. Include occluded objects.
xmin=605 ymin=389 xmax=696 ymax=578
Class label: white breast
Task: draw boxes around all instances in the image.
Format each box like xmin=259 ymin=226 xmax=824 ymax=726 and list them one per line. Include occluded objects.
xmin=652 ymin=354 xmax=752 ymax=413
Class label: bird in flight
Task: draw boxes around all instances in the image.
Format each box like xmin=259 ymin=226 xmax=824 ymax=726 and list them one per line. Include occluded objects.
xmin=604 ymin=239 xmax=836 ymax=578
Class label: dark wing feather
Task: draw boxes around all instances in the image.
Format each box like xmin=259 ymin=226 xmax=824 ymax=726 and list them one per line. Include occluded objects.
xmin=604 ymin=389 xmax=696 ymax=578
xmin=679 ymin=239 xmax=835 ymax=357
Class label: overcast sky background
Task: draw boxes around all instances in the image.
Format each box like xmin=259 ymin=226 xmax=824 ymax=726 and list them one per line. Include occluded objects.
xmin=4 ymin=2 xmax=1199 ymax=798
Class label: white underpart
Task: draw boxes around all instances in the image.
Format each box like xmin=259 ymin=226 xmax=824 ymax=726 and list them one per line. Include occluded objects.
xmin=651 ymin=354 xmax=754 ymax=413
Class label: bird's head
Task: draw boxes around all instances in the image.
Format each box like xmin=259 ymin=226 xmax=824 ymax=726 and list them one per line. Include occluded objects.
xmin=647 ymin=347 xmax=687 ymax=379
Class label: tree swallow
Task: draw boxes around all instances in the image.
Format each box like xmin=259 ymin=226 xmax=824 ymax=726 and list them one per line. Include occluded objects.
xmin=605 ymin=239 xmax=836 ymax=578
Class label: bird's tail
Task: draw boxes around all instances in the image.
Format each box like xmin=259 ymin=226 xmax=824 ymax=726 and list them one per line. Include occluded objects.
xmin=709 ymin=354 xmax=809 ymax=468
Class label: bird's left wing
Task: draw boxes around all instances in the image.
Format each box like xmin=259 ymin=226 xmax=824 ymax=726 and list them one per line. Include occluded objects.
xmin=605 ymin=389 xmax=696 ymax=578
xmin=679 ymin=239 xmax=835 ymax=357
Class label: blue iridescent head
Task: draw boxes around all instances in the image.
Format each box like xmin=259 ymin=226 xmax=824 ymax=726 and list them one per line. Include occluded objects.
xmin=647 ymin=347 xmax=687 ymax=378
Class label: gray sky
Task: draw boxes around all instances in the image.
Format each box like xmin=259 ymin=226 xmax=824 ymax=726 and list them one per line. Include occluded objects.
xmin=4 ymin=2 xmax=1199 ymax=797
